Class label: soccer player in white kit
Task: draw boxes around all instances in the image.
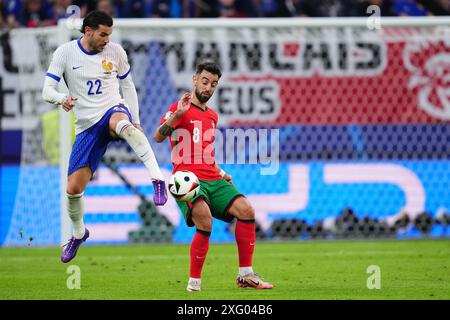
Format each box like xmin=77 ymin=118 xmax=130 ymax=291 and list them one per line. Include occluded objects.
xmin=42 ymin=11 xmax=167 ymax=263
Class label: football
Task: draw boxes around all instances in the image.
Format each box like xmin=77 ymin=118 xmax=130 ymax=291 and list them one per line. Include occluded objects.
xmin=168 ymin=170 xmax=200 ymax=202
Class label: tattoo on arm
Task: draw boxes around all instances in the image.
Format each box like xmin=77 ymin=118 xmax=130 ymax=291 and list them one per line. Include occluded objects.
xmin=158 ymin=123 xmax=174 ymax=136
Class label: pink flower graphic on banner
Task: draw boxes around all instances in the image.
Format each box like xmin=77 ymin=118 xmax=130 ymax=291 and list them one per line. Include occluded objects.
xmin=404 ymin=31 xmax=450 ymax=120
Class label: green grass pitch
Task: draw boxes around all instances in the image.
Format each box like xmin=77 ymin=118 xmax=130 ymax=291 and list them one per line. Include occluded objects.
xmin=0 ymin=239 xmax=449 ymax=300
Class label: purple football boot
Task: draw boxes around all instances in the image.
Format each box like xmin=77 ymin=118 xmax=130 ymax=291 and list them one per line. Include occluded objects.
xmin=152 ymin=179 xmax=168 ymax=206
xmin=60 ymin=228 xmax=90 ymax=263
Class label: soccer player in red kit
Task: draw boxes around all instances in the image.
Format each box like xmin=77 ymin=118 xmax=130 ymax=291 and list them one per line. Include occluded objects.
xmin=155 ymin=61 xmax=273 ymax=291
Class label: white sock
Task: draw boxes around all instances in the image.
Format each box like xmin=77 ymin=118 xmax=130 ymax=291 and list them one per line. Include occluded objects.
xmin=115 ymin=120 xmax=163 ymax=180
xmin=67 ymin=193 xmax=85 ymax=239
xmin=239 ymin=267 xmax=253 ymax=276
xmin=188 ymin=277 xmax=201 ymax=285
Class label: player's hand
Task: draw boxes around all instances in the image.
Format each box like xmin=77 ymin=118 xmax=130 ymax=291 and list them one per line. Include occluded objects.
xmin=134 ymin=123 xmax=144 ymax=133
xmin=175 ymin=92 xmax=191 ymax=118
xmin=62 ymin=96 xmax=77 ymax=112
xmin=224 ymin=173 xmax=233 ymax=185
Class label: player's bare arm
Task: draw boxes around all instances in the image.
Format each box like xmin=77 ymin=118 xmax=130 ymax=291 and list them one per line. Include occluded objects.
xmin=62 ymin=96 xmax=78 ymax=112
xmin=154 ymin=92 xmax=191 ymax=142
xmin=215 ymin=164 xmax=232 ymax=183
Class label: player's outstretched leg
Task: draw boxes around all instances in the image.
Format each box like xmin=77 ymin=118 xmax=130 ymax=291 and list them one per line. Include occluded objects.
xmin=229 ymin=198 xmax=273 ymax=289
xmin=114 ymin=118 xmax=167 ymax=206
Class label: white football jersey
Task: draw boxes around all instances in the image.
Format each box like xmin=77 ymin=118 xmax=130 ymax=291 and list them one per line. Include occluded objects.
xmin=46 ymin=38 xmax=132 ymax=134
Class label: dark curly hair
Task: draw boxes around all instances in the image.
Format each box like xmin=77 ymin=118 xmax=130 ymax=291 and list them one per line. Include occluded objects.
xmin=195 ymin=61 xmax=222 ymax=78
xmin=80 ymin=10 xmax=113 ymax=34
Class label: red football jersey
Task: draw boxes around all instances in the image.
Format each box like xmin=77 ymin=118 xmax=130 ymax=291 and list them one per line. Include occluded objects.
xmin=160 ymin=101 xmax=222 ymax=181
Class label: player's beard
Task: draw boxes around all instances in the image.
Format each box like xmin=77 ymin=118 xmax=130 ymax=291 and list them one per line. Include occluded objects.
xmin=88 ymin=39 xmax=100 ymax=52
xmin=95 ymin=42 xmax=106 ymax=52
xmin=195 ymin=89 xmax=211 ymax=103
xmin=91 ymin=39 xmax=106 ymax=52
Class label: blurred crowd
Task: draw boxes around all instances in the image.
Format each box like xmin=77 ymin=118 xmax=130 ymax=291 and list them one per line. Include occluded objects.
xmin=0 ymin=0 xmax=449 ymax=29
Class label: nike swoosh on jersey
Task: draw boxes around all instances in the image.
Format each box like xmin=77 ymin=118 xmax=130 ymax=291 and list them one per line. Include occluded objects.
xmin=72 ymin=66 xmax=82 ymax=70
xmin=190 ymin=120 xmax=200 ymax=123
